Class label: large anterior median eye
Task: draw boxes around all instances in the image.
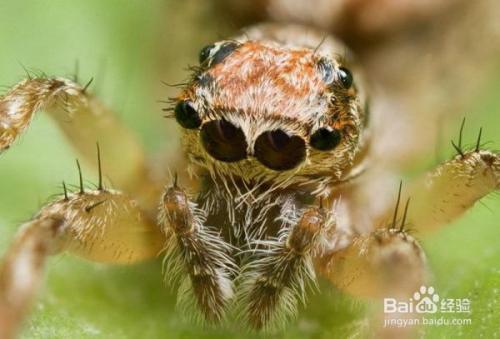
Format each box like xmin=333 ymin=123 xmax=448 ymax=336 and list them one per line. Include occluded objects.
xmin=310 ymin=127 xmax=342 ymax=151
xmin=200 ymin=120 xmax=247 ymax=162
xmin=175 ymin=101 xmax=201 ymax=129
xmin=254 ymin=130 xmax=306 ymax=171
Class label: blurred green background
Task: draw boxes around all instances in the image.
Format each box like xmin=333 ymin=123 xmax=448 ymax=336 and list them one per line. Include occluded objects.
xmin=0 ymin=1 xmax=498 ymax=338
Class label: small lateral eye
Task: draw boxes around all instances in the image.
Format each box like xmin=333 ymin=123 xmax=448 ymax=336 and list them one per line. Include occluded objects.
xmin=174 ymin=101 xmax=201 ymax=129
xmin=199 ymin=44 xmax=215 ymax=64
xmin=310 ymin=127 xmax=342 ymax=151
xmin=211 ymin=42 xmax=239 ymax=65
xmin=338 ymin=67 xmax=353 ymax=89
xmin=198 ymin=41 xmax=239 ymax=66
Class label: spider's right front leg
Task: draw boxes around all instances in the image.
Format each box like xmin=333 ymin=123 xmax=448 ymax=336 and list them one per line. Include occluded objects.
xmin=158 ymin=182 xmax=235 ymax=324
xmin=0 ymin=187 xmax=165 ymax=339
xmin=0 ymin=77 xmax=157 ymax=204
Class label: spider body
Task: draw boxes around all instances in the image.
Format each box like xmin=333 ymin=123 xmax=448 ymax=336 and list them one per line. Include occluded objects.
xmin=158 ymin=24 xmax=367 ymax=327
xmin=0 ymin=6 xmax=499 ymax=339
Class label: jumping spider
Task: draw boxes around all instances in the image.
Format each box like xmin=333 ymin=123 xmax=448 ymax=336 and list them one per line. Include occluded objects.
xmin=0 ymin=19 xmax=499 ymax=338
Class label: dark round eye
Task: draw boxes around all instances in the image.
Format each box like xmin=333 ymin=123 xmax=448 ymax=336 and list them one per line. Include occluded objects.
xmin=212 ymin=42 xmax=239 ymax=65
xmin=254 ymin=130 xmax=306 ymax=171
xmin=200 ymin=120 xmax=247 ymax=162
xmin=174 ymin=101 xmax=201 ymax=129
xmin=338 ymin=67 xmax=353 ymax=88
xmin=198 ymin=42 xmax=239 ymax=67
xmin=310 ymin=127 xmax=342 ymax=151
xmin=199 ymin=44 xmax=215 ymax=64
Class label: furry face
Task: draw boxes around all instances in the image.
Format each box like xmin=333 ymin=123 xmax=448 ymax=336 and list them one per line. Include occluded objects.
xmin=172 ymin=27 xmax=368 ymax=190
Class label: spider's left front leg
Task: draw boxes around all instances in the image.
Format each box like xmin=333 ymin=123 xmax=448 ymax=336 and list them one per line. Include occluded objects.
xmin=237 ymin=204 xmax=334 ymax=331
xmin=315 ymin=148 xmax=500 ymax=336
xmin=363 ymin=147 xmax=500 ymax=235
xmin=316 ymin=144 xmax=500 ymax=298
xmin=316 ymin=225 xmax=427 ymax=338
xmin=401 ymin=149 xmax=500 ymax=233
xmin=317 ymin=226 xmax=427 ymax=299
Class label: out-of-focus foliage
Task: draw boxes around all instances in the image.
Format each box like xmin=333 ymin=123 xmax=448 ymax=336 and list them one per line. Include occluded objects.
xmin=0 ymin=1 xmax=498 ymax=338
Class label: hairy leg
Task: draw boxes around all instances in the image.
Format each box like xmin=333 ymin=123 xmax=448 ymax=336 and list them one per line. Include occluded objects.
xmin=0 ymin=216 xmax=62 ymax=339
xmin=237 ymin=204 xmax=334 ymax=331
xmin=0 ymin=77 xmax=157 ymax=202
xmin=318 ymin=227 xmax=426 ymax=299
xmin=0 ymin=187 xmax=164 ymax=339
xmin=403 ymin=149 xmax=500 ymax=233
xmin=158 ymin=181 xmax=235 ymax=324
xmin=318 ymin=143 xmax=499 ymax=335
xmin=317 ymin=227 xmax=427 ymax=338
xmin=339 ymin=145 xmax=500 ymax=235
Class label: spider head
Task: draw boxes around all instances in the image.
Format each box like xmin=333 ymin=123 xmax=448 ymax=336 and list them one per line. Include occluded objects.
xmin=172 ymin=36 xmax=368 ymax=188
